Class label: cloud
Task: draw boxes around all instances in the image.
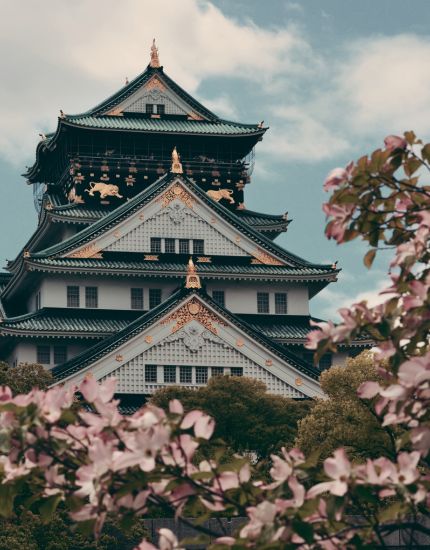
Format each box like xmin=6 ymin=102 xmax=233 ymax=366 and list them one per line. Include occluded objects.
xmin=336 ymin=34 xmax=430 ymax=139
xmin=0 ymin=0 xmax=315 ymax=164
xmin=198 ymin=95 xmax=238 ymax=119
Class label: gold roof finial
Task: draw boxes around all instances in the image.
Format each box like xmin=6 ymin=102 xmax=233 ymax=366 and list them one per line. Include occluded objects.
xmin=171 ymin=146 xmax=183 ymax=174
xmin=185 ymin=258 xmax=201 ymax=289
xmin=150 ymin=38 xmax=160 ymax=68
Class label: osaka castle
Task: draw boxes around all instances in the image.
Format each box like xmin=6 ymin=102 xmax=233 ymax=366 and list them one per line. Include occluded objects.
xmin=0 ymin=41 xmax=367 ymax=402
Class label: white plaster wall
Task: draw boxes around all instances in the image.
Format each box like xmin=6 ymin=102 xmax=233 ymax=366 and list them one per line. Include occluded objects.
xmin=8 ymin=342 xmax=89 ymax=369
xmin=206 ymin=282 xmax=309 ymax=315
xmin=39 ymin=277 xmax=177 ymax=310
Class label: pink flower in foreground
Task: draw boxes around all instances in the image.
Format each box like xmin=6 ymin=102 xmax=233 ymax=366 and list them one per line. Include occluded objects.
xmin=384 ymin=135 xmax=407 ymax=151
xmin=323 ymin=161 xmax=354 ymax=192
xmin=305 ymin=320 xmax=336 ymax=350
xmin=240 ymin=501 xmax=278 ymax=540
xmin=181 ymin=410 xmax=215 ymax=440
xmin=307 ymin=449 xmax=351 ymax=498
xmin=137 ymin=528 xmax=183 ymax=550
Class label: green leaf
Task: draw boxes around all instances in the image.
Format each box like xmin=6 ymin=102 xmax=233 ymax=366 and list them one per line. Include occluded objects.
xmin=377 ymin=501 xmax=406 ymax=523
xmin=422 ymin=143 xmax=430 ymax=162
xmin=363 ymin=249 xmax=377 ymax=269
xmin=38 ymin=494 xmax=62 ymax=523
xmin=0 ymin=484 xmax=16 ymax=517
xmin=292 ymin=518 xmax=314 ymax=543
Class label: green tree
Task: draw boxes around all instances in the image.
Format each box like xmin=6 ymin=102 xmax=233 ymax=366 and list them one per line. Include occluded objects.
xmin=0 ymin=362 xmax=53 ymax=395
xmin=295 ymin=351 xmax=395 ymax=461
xmin=151 ymin=375 xmax=311 ymax=458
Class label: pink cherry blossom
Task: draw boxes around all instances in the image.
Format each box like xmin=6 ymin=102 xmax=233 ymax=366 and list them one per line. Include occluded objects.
xmin=384 ymin=135 xmax=407 ymax=151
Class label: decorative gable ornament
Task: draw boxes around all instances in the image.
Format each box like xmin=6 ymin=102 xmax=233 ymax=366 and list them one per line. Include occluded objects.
xmin=164 ymin=323 xmax=230 ymax=352
xmin=185 ymin=258 xmax=201 ymax=290
xmin=149 ymin=38 xmax=160 ymax=68
xmin=171 ymin=147 xmax=183 ymax=174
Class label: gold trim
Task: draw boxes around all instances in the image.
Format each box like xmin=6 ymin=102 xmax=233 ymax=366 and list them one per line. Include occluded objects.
xmin=197 ymin=256 xmax=211 ymax=263
xmin=157 ymin=183 xmax=195 ymax=209
xmin=252 ymin=249 xmax=284 ymax=266
xmin=149 ymin=38 xmax=161 ymax=68
xmin=236 ymin=339 xmax=244 ymax=347
xmin=144 ymin=75 xmax=166 ymax=92
xmin=68 ymin=243 xmax=103 ymax=259
xmin=115 ymin=354 xmax=123 ymax=362
xmin=160 ymin=297 xmax=227 ymax=334
xmin=185 ymin=258 xmax=201 ymax=289
xmin=144 ymin=255 xmax=159 ymax=261
xmin=144 ymin=335 xmax=153 ymax=344
xmin=265 ymin=359 xmax=273 ymax=367
xmin=295 ymin=377 xmax=303 ymax=386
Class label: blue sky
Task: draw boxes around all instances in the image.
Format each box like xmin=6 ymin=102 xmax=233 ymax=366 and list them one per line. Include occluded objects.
xmin=0 ymin=0 xmax=429 ymax=320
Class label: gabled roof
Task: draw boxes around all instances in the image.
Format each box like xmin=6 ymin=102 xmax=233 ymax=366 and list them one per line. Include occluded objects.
xmin=52 ymin=287 xmax=321 ymax=384
xmin=29 ymin=173 xmax=335 ymax=272
xmin=84 ymin=65 xmax=218 ymax=120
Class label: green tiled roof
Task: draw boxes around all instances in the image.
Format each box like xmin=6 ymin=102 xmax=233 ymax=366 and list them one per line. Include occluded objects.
xmin=64 ymin=115 xmax=263 ymax=136
xmin=51 ymin=288 xmax=321 ymax=382
xmin=28 ymin=257 xmax=335 ymax=281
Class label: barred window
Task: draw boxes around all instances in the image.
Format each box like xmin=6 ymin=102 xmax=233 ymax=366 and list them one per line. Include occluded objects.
xmin=231 ymin=367 xmax=243 ymax=377
xmin=212 ymin=290 xmax=225 ymax=307
xmin=192 ymin=239 xmax=204 ymax=255
xmin=180 ymin=366 xmax=192 ymax=384
xmin=257 ymin=292 xmax=269 ymax=313
xmin=37 ymin=345 xmax=50 ymax=365
xmin=53 ymin=346 xmax=67 ymax=364
xmin=164 ymin=366 xmax=177 ymax=383
xmin=145 ymin=365 xmax=157 ymax=383
xmin=156 ymin=104 xmax=165 ymax=115
xmin=131 ymin=288 xmax=144 ymax=310
xmin=275 ymin=293 xmax=288 ymax=314
xmin=196 ymin=367 xmax=208 ymax=384
xmin=179 ymin=239 xmax=190 ymax=254
xmin=211 ymin=367 xmax=224 ymax=377
xmin=67 ymin=286 xmax=80 ymax=308
xmin=164 ymin=238 xmax=176 ymax=254
xmin=145 ymin=103 xmax=154 ymax=114
xmin=149 ymin=289 xmax=162 ymax=309
xmin=85 ymin=287 xmax=98 ymax=308
xmin=150 ymin=237 xmax=162 ymax=253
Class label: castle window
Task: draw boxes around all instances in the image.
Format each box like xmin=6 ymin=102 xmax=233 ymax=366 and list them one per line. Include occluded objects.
xmin=145 ymin=365 xmax=157 ymax=383
xmin=149 ymin=288 xmax=162 ymax=309
xmin=164 ymin=365 xmax=176 ymax=383
xmin=196 ymin=367 xmax=208 ymax=384
xmin=150 ymin=238 xmax=162 ymax=253
xmin=275 ymin=293 xmax=288 ymax=314
xmin=131 ymin=288 xmax=144 ymax=310
xmin=85 ymin=287 xmax=98 ymax=308
xmin=35 ymin=291 xmax=41 ymax=311
xmin=193 ymin=239 xmax=204 ymax=255
xmin=179 ymin=239 xmax=190 ymax=254
xmin=164 ymin=238 xmax=176 ymax=254
xmin=54 ymin=346 xmax=67 ymax=364
xmin=145 ymin=103 xmax=155 ymax=114
xmin=211 ymin=367 xmax=224 ymax=377
xmin=67 ymin=286 xmax=80 ymax=308
xmin=180 ymin=366 xmax=192 ymax=384
xmin=257 ymin=292 xmax=269 ymax=314
xmin=212 ymin=290 xmax=225 ymax=307
xmin=231 ymin=367 xmax=243 ymax=377
xmin=37 ymin=345 xmax=50 ymax=365
xmin=156 ymin=104 xmax=165 ymax=115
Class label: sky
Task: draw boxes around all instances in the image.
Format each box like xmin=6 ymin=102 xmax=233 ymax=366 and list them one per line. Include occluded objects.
xmin=0 ymin=0 xmax=429 ymax=320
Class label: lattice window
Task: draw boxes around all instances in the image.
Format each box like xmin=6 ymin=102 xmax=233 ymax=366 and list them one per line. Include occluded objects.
xmin=211 ymin=367 xmax=224 ymax=377
xmin=196 ymin=367 xmax=208 ymax=384
xmin=150 ymin=237 xmax=161 ymax=253
xmin=85 ymin=287 xmax=98 ymax=308
xmin=67 ymin=286 xmax=80 ymax=308
xmin=131 ymin=288 xmax=144 ymax=310
xmin=180 ymin=366 xmax=192 ymax=383
xmin=157 ymin=104 xmax=165 ymax=115
xmin=149 ymin=289 xmax=162 ymax=309
xmin=179 ymin=239 xmax=190 ymax=254
xmin=54 ymin=346 xmax=67 ymax=364
xmin=145 ymin=365 xmax=157 ymax=382
xmin=257 ymin=292 xmax=270 ymax=314
xmin=212 ymin=290 xmax=225 ymax=307
xmin=192 ymin=239 xmax=204 ymax=255
xmin=37 ymin=345 xmax=50 ymax=365
xmin=165 ymin=238 xmax=175 ymax=254
xmin=275 ymin=293 xmax=288 ymax=314
xmin=164 ymin=365 xmax=176 ymax=383
xmin=146 ymin=103 xmax=154 ymax=114
xmin=231 ymin=367 xmax=243 ymax=377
